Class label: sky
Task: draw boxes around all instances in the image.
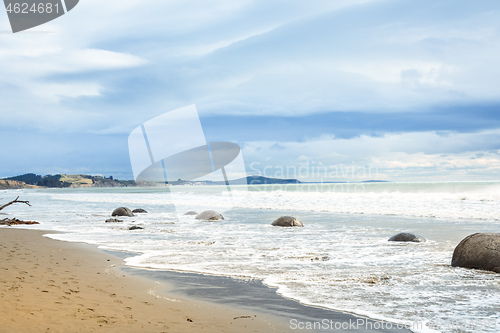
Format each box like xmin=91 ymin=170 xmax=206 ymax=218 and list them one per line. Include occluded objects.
xmin=1 ymin=0 xmax=500 ymax=182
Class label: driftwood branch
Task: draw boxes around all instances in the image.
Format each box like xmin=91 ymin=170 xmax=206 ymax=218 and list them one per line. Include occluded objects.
xmin=0 ymin=196 xmax=31 ymax=212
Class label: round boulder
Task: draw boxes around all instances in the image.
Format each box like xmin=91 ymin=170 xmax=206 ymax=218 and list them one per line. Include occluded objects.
xmin=388 ymin=232 xmax=425 ymax=243
xmin=132 ymin=208 xmax=148 ymax=213
xmin=451 ymin=233 xmax=500 ymax=273
xmin=271 ymin=216 xmax=303 ymax=227
xmin=112 ymin=207 xmax=134 ymax=217
xmin=195 ymin=210 xmax=224 ymax=221
xmin=184 ymin=211 xmax=198 ymax=216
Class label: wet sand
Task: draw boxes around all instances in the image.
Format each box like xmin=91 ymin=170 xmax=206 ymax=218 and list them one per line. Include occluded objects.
xmin=127 ymin=268 xmax=411 ymax=333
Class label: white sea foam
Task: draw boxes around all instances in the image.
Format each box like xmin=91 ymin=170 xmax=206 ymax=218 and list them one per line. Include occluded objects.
xmin=2 ymin=182 xmax=500 ymax=333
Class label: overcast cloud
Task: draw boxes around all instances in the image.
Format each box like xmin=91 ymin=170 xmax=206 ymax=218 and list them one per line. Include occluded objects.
xmin=1 ymin=0 xmax=499 ymax=181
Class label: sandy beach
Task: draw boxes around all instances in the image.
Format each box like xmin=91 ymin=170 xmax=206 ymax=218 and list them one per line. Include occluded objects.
xmin=0 ymin=228 xmax=289 ymax=333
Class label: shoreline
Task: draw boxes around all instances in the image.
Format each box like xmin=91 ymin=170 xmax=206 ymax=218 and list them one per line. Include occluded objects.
xmin=123 ymin=267 xmax=413 ymax=333
xmin=0 ymin=228 xmax=412 ymax=333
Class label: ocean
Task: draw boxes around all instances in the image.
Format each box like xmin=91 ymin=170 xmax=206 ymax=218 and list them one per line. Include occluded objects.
xmin=2 ymin=181 xmax=500 ymax=333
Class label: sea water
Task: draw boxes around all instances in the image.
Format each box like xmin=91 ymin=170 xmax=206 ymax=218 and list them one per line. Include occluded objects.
xmin=2 ymin=182 xmax=500 ymax=333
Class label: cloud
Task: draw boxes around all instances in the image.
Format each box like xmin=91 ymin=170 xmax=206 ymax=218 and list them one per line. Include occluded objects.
xmin=194 ymin=2 xmax=500 ymax=116
xmin=29 ymin=82 xmax=101 ymax=102
xmin=3 ymin=0 xmax=500 ymax=123
xmin=243 ymin=130 xmax=500 ymax=182
xmin=1 ymin=0 xmax=500 ymax=180
xmin=1 ymin=0 xmax=391 ymax=133
xmin=0 ymin=25 xmax=148 ymax=130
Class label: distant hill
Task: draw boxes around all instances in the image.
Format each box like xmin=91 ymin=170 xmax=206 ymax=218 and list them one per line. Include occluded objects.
xmin=2 ymin=173 xmax=135 ymax=189
xmin=1 ymin=173 xmax=301 ymax=189
xmin=3 ymin=173 xmax=389 ymax=189
xmin=168 ymin=176 xmax=302 ymax=186
xmin=243 ymin=176 xmax=301 ymax=185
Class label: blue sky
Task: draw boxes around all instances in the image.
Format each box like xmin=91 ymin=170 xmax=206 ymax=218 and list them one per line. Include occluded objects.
xmin=1 ymin=0 xmax=500 ymax=182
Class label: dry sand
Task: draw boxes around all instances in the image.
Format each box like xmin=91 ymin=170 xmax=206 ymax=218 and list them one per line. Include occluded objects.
xmin=0 ymin=228 xmax=290 ymax=333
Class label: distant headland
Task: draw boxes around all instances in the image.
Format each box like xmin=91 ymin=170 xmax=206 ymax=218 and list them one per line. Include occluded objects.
xmin=0 ymin=174 xmax=135 ymax=189
xmin=0 ymin=173 xmax=388 ymax=189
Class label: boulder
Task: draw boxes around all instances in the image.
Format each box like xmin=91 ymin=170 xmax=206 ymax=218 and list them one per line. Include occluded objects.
xmin=105 ymin=218 xmax=123 ymax=223
xmin=184 ymin=211 xmax=198 ymax=216
xmin=112 ymin=207 xmax=134 ymax=217
xmin=132 ymin=208 xmax=148 ymax=213
xmin=128 ymin=226 xmax=144 ymax=230
xmin=388 ymin=232 xmax=425 ymax=243
xmin=451 ymin=233 xmax=500 ymax=273
xmin=271 ymin=216 xmax=303 ymax=227
xmin=195 ymin=210 xmax=224 ymax=221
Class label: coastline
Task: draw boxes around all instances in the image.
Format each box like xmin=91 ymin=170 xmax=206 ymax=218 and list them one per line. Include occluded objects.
xmin=0 ymin=227 xmax=412 ymax=333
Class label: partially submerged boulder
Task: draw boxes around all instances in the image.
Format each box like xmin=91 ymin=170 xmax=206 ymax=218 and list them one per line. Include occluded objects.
xmin=388 ymin=232 xmax=425 ymax=243
xmin=195 ymin=210 xmax=224 ymax=221
xmin=271 ymin=216 xmax=303 ymax=227
xmin=0 ymin=218 xmax=39 ymax=226
xmin=112 ymin=207 xmax=134 ymax=217
xmin=129 ymin=226 xmax=144 ymax=230
xmin=105 ymin=218 xmax=123 ymax=223
xmin=451 ymin=233 xmax=500 ymax=273
xmin=132 ymin=208 xmax=148 ymax=213
xmin=184 ymin=211 xmax=198 ymax=216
